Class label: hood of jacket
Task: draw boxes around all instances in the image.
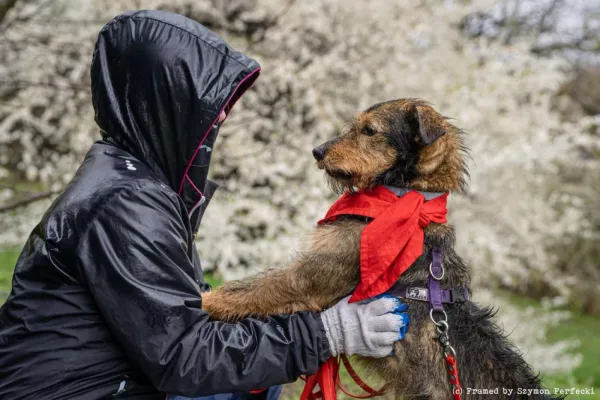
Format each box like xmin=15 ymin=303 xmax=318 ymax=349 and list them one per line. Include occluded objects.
xmin=91 ymin=10 xmax=260 ymax=229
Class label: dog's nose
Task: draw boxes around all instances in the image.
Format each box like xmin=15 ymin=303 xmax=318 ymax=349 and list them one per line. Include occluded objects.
xmin=312 ymin=144 xmax=328 ymax=161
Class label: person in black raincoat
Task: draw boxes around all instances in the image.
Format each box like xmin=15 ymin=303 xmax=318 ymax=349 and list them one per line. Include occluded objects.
xmin=0 ymin=10 xmax=409 ymax=400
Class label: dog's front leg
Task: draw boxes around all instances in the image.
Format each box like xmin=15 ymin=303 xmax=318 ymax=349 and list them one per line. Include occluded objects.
xmin=202 ymin=221 xmax=363 ymax=322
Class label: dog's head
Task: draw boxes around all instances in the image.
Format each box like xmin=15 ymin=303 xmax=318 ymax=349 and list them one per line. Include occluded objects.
xmin=313 ymin=98 xmax=468 ymax=193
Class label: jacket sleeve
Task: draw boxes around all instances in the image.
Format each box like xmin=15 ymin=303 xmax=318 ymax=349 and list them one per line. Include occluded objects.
xmin=75 ymin=182 xmax=331 ymax=396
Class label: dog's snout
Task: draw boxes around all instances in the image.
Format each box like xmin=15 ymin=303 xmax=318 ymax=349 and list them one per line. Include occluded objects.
xmin=312 ymin=144 xmax=328 ymax=161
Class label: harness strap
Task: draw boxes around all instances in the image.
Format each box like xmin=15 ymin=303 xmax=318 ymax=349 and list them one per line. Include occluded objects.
xmin=429 ymin=251 xmax=444 ymax=312
xmin=388 ymin=286 xmax=469 ymax=304
xmin=428 ymin=249 xmax=463 ymax=400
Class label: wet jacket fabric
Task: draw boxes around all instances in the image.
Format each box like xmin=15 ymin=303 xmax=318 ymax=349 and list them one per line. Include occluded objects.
xmin=0 ymin=10 xmax=330 ymax=400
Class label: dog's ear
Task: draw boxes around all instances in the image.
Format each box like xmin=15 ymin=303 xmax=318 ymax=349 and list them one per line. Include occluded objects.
xmin=412 ymin=104 xmax=446 ymax=145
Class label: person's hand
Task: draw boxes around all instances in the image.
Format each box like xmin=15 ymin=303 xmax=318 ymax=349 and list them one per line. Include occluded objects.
xmin=320 ymin=295 xmax=409 ymax=358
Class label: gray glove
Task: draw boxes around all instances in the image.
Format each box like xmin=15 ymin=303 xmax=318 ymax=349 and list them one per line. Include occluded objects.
xmin=320 ymin=295 xmax=409 ymax=358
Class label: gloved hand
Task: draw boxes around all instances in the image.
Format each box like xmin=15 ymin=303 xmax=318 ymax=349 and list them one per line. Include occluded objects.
xmin=320 ymin=295 xmax=409 ymax=358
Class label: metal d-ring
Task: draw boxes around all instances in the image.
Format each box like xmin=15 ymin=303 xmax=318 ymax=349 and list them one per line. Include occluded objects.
xmin=429 ymin=308 xmax=448 ymax=327
xmin=435 ymin=320 xmax=449 ymax=334
xmin=429 ymin=261 xmax=445 ymax=281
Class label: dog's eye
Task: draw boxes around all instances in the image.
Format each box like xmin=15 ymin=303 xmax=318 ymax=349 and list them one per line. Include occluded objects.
xmin=362 ymin=126 xmax=376 ymax=136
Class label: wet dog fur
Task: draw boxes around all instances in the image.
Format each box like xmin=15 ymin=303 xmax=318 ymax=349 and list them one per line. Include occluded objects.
xmin=201 ymin=99 xmax=560 ymax=400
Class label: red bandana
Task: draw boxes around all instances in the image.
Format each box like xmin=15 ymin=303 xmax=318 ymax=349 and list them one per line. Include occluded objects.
xmin=318 ymin=186 xmax=449 ymax=302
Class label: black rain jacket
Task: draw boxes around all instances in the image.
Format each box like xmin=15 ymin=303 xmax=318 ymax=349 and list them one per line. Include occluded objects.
xmin=0 ymin=10 xmax=330 ymax=400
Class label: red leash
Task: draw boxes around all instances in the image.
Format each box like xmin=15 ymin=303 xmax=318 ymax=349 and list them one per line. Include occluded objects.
xmin=299 ymin=355 xmax=385 ymax=400
xmin=446 ymin=354 xmax=462 ymax=400
xmin=337 ymin=355 xmax=386 ymax=399
xmin=299 ymin=353 xmax=462 ymax=400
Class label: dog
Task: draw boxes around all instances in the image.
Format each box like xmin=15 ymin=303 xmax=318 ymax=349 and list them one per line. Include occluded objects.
xmin=201 ymin=99 xmax=560 ymax=399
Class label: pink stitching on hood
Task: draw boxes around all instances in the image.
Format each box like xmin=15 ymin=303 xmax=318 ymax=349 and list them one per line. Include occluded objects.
xmin=177 ymin=67 xmax=261 ymax=198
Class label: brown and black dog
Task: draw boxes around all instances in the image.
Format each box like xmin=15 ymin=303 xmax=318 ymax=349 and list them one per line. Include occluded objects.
xmin=202 ymin=99 xmax=559 ymax=399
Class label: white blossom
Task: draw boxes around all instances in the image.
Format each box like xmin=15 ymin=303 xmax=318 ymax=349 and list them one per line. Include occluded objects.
xmin=1 ymin=0 xmax=598 ymax=375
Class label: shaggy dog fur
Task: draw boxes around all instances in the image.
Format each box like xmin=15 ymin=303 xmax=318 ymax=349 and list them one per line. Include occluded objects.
xmin=201 ymin=99 xmax=561 ymax=400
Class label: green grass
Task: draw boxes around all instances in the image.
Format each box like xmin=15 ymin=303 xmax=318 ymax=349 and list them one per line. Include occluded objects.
xmin=499 ymin=290 xmax=600 ymax=399
xmin=2 ymin=258 xmax=598 ymax=398
xmin=545 ymin=310 xmax=600 ymax=388
xmin=204 ymin=272 xmax=223 ymax=289
xmin=0 ymin=248 xmax=20 ymax=303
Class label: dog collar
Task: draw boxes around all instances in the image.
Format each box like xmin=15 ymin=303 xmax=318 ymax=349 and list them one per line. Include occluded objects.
xmin=383 ymin=185 xmax=447 ymax=201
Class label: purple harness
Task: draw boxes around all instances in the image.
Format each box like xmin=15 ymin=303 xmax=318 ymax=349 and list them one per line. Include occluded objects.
xmin=389 ymin=250 xmax=469 ymax=399
xmin=389 ymin=250 xmax=469 ymax=308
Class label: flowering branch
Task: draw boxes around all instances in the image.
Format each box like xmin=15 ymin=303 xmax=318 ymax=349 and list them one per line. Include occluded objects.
xmin=0 ymin=188 xmax=62 ymax=213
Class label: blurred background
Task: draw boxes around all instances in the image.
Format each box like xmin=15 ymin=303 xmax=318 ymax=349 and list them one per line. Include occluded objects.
xmin=1 ymin=0 xmax=599 ymax=398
